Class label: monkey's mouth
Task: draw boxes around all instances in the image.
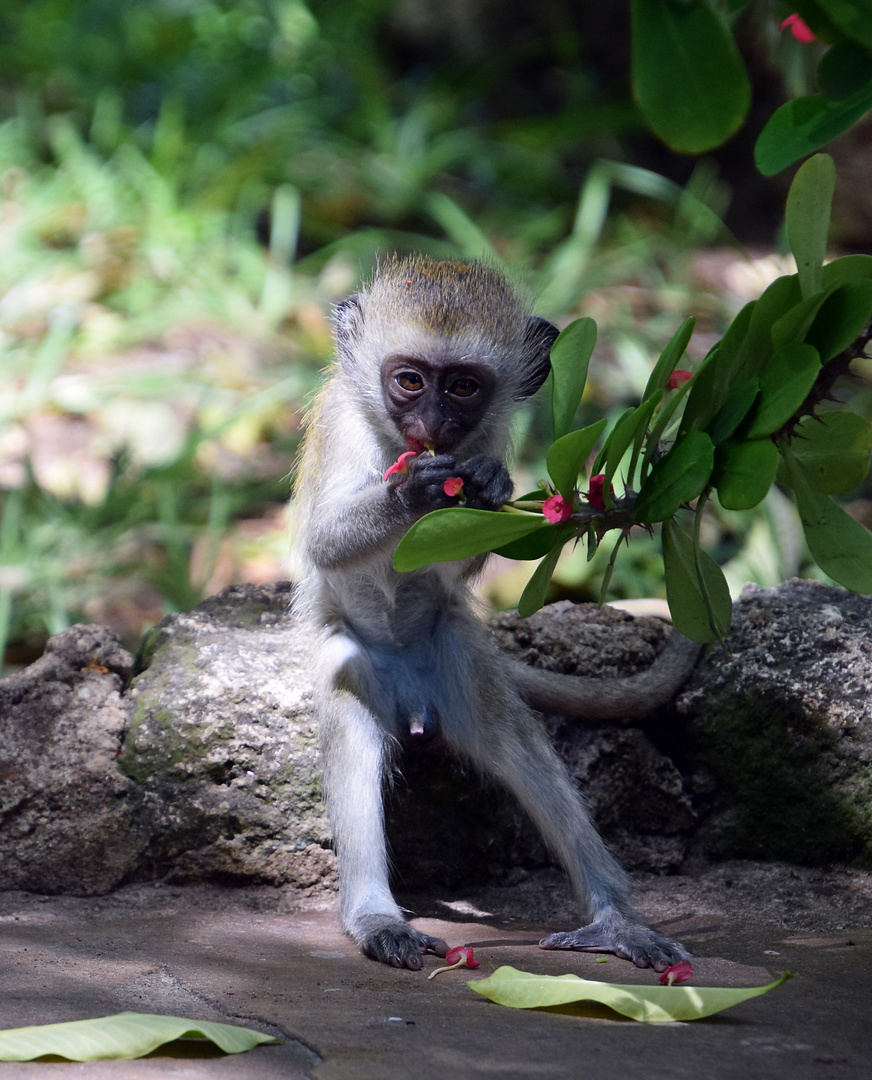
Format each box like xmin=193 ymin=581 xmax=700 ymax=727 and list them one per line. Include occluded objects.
xmin=405 ymin=438 xmax=437 ymax=455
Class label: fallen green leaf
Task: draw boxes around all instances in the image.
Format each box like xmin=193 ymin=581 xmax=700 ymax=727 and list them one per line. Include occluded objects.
xmin=0 ymin=1013 xmax=280 ymax=1062
xmin=468 ymin=966 xmax=792 ymax=1022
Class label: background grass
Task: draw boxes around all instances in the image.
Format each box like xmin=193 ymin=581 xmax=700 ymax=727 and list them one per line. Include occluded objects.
xmin=1 ymin=0 xmax=870 ymax=671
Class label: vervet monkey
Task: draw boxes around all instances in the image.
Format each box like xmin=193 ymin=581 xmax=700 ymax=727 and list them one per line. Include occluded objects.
xmin=294 ymin=255 xmax=697 ymax=971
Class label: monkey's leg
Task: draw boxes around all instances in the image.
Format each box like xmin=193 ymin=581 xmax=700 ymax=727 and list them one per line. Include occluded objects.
xmin=443 ymin=688 xmax=688 ymax=970
xmin=320 ymin=688 xmax=449 ymax=970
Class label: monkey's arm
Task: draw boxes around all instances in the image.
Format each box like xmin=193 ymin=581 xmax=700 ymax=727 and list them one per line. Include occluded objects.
xmin=300 ymin=452 xmax=512 ymax=571
xmin=511 ymin=628 xmax=701 ymax=719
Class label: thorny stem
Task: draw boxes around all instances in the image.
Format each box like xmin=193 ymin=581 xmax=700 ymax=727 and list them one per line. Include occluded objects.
xmin=777 ymin=321 xmax=872 ymax=440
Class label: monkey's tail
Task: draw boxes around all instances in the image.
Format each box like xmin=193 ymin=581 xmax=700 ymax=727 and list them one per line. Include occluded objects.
xmin=512 ymin=630 xmax=703 ymax=721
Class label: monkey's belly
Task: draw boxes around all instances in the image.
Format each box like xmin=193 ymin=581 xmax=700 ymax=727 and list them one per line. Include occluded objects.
xmin=340 ymin=601 xmax=501 ymax=742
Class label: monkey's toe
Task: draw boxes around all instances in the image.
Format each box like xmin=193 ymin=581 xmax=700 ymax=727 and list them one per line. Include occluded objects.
xmin=539 ymin=916 xmax=689 ymax=971
xmin=360 ymin=923 xmax=448 ymax=970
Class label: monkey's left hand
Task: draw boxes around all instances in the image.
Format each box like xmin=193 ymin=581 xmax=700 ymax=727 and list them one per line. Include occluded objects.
xmin=454 ymin=454 xmax=513 ymax=510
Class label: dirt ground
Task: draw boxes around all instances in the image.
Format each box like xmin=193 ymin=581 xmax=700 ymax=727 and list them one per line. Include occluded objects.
xmin=1 ymin=860 xmax=871 ymax=1079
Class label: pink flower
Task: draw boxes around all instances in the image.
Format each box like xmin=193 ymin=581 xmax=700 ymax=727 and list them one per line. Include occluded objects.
xmin=445 ymin=945 xmax=479 ymax=969
xmin=384 ymin=451 xmax=418 ymax=480
xmin=780 ymin=14 xmax=816 ymax=42
xmin=658 ymin=962 xmax=694 ymax=986
xmin=585 ymin=474 xmax=614 ymax=511
xmin=443 ymin=476 xmax=464 ymax=497
xmin=666 ymin=369 xmax=693 ymax=390
xmin=428 ymin=945 xmax=480 ymax=979
xmin=542 ymin=494 xmax=573 ymax=523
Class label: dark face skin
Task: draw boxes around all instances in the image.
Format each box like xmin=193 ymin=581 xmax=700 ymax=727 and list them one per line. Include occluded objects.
xmin=381 ymin=355 xmax=495 ymax=454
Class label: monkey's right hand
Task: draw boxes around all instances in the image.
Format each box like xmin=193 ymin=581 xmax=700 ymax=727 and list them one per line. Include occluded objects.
xmin=393 ymin=453 xmax=513 ymax=515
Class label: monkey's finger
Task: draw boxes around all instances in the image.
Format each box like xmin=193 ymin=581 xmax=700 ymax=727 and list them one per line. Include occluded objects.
xmin=421 ymin=935 xmax=449 ymax=957
xmin=394 ymin=952 xmax=423 ymax=970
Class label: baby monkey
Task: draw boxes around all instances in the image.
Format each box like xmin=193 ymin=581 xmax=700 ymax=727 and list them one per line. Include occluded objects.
xmin=294 ymin=255 xmax=696 ymax=971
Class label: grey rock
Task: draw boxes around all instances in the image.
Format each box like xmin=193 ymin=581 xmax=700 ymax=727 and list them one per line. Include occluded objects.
xmin=1 ymin=579 xmax=871 ymax=898
xmin=675 ymin=578 xmax=872 ymax=865
xmin=0 ymin=623 xmax=141 ymax=893
xmin=123 ymin=582 xmax=334 ymax=891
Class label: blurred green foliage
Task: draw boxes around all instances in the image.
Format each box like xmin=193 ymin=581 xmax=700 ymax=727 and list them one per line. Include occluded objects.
xmin=0 ymin=0 xmax=870 ymax=669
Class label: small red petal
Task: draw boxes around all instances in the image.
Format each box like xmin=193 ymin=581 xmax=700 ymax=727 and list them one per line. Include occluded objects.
xmin=586 ymin=474 xmax=611 ymax=511
xmin=443 ymin=476 xmax=464 ymax=497
xmin=666 ymin=369 xmax=693 ymax=390
xmin=779 ymin=14 xmax=816 ymax=41
xmin=444 ymin=945 xmax=479 ymax=968
xmin=658 ymin=961 xmax=694 ymax=985
xmin=384 ymin=451 xmax=418 ymax=480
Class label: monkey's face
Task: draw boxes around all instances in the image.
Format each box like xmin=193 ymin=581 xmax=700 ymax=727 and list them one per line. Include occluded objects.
xmin=381 ymin=355 xmax=495 ymax=454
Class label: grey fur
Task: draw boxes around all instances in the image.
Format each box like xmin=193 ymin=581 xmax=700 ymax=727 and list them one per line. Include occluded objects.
xmin=294 ymin=256 xmax=692 ymax=970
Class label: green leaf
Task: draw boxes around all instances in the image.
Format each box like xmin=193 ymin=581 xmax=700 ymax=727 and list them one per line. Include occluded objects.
xmin=705 ymin=378 xmax=759 ymax=445
xmin=755 ymin=86 xmax=872 ymax=176
xmin=781 ymin=445 xmax=872 ymax=592
xmin=0 ymin=1013 xmax=279 ymax=1062
xmin=518 ymin=541 xmax=565 ymax=618
xmin=634 ymin=430 xmax=714 ymax=523
xmin=816 ymin=0 xmax=872 ymax=51
xmin=681 ymin=302 xmax=754 ymax=433
xmin=546 ymin=419 xmax=607 ymax=499
xmin=738 ymin=275 xmax=803 ymax=381
xmin=631 ymin=0 xmax=751 ymax=153
xmin=771 ymin=287 xmax=835 ymax=348
xmin=642 ymin=316 xmax=696 ymax=400
xmin=639 ymin=372 xmax=696 ymax=483
xmin=663 ymin=516 xmax=732 ymax=642
xmin=786 ymin=153 xmax=836 ymax=299
xmin=818 ymin=43 xmax=872 ymax=100
xmin=744 ymin=342 xmax=821 ymax=438
xmin=821 ymin=253 xmax=872 ymax=288
xmin=495 ymin=524 xmax=565 ymax=560
xmin=714 ymin=439 xmax=780 ymax=510
xmin=468 ymin=966 xmax=792 ymax=1023
xmin=597 ymin=396 xmax=661 ymax=500
xmin=806 ymin=278 xmax=872 ymax=360
xmin=393 ymin=508 xmax=547 ymax=571
xmin=551 ymin=318 xmax=597 ymax=440
xmin=779 ymin=411 xmax=872 ymax=494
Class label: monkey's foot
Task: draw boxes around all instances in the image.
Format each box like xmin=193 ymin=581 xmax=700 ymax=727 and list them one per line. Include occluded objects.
xmin=356 ymin=916 xmax=449 ymax=971
xmin=539 ymin=915 xmax=689 ymax=972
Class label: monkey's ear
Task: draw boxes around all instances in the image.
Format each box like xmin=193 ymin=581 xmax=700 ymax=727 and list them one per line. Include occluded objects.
xmin=333 ymin=296 xmax=364 ymax=368
xmin=514 ymin=317 xmax=560 ymax=400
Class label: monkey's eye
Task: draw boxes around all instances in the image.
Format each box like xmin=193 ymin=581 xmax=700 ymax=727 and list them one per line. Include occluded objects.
xmin=449 ymin=377 xmax=479 ymax=398
xmin=396 ymin=372 xmax=424 ymax=393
